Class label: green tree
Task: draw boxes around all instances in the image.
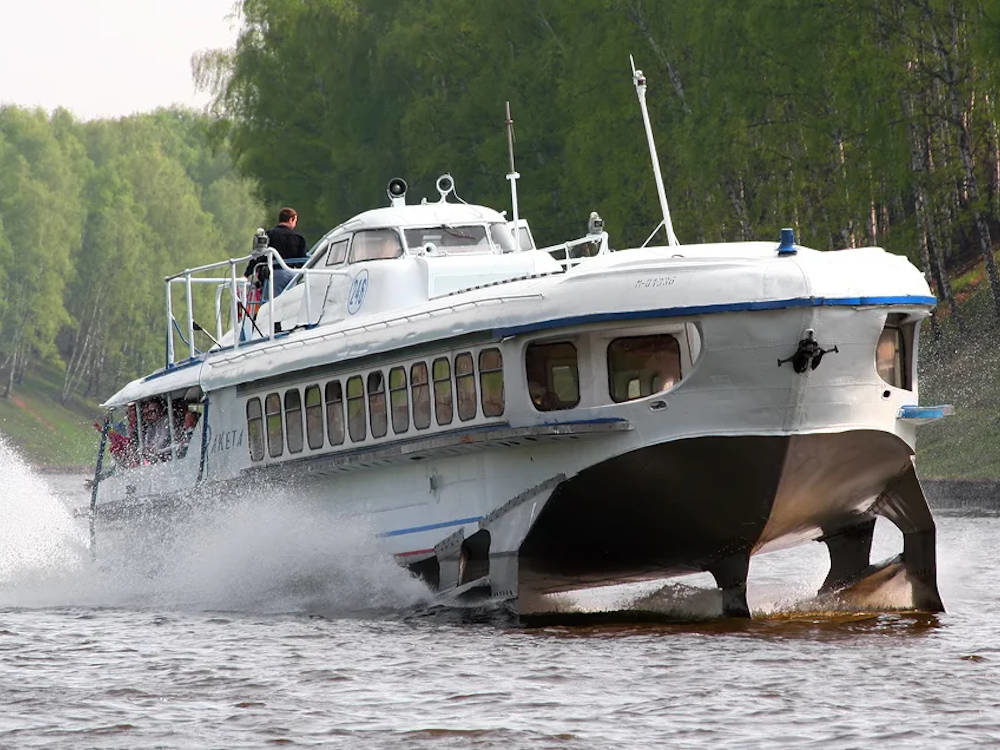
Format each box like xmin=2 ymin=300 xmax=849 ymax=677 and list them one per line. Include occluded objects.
xmin=0 ymin=106 xmax=85 ymax=397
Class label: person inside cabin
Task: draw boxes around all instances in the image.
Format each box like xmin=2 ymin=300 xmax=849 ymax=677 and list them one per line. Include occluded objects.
xmin=245 ymin=207 xmax=307 ymax=299
xmin=173 ymin=399 xmax=199 ymax=440
xmin=99 ymin=407 xmax=137 ymax=468
xmin=528 ymin=379 xmax=557 ymax=411
xmin=140 ymin=397 xmax=172 ymax=462
xmin=169 ymin=400 xmax=200 ymax=458
xmin=184 ymin=407 xmax=199 ymax=435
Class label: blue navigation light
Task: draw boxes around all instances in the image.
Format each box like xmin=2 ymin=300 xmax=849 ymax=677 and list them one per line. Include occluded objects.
xmin=778 ymin=227 xmax=797 ymax=256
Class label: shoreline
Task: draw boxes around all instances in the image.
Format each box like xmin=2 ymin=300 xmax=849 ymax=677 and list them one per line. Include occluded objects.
xmin=921 ymin=479 xmax=1000 ymax=510
xmin=33 ymin=465 xmax=92 ymax=475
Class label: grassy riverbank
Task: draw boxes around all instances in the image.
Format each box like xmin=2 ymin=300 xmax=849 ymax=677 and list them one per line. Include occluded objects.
xmin=0 ymin=363 xmax=101 ymax=468
xmin=915 ymin=285 xmax=1000 ymax=480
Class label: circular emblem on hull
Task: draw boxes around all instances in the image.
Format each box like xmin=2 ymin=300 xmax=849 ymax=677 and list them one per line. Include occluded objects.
xmin=347 ymin=269 xmax=369 ymax=315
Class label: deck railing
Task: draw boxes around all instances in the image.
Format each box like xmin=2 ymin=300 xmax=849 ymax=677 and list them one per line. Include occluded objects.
xmin=163 ymin=250 xmax=346 ymax=367
xmin=540 ymin=231 xmax=610 ymax=270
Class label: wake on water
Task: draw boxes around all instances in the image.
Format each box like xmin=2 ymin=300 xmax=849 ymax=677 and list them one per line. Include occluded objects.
xmin=0 ymin=437 xmax=431 ymax=616
xmin=1 ymin=436 xmax=948 ymax=623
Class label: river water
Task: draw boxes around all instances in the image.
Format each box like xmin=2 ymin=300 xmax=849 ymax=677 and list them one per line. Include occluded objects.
xmin=2 ymin=437 xmax=999 ymax=749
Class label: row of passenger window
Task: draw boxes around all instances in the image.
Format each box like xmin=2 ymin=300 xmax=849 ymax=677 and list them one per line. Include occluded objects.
xmin=247 ymin=348 xmax=504 ymax=462
xmin=246 ymin=332 xmax=684 ymax=462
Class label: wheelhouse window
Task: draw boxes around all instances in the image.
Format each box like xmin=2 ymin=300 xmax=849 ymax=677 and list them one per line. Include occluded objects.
xmin=404 ymin=225 xmax=493 ymax=255
xmin=411 ymin=362 xmax=431 ymax=430
xmin=326 ymin=380 xmax=345 ymax=445
xmin=307 ymin=243 xmax=329 ymax=268
xmin=265 ymin=393 xmax=283 ymax=457
xmin=368 ymin=371 xmax=388 ymax=438
xmin=389 ymin=366 xmax=409 ymax=433
xmin=285 ymin=390 xmax=304 ymax=453
xmin=247 ymin=397 xmax=264 ymax=461
xmin=455 ymin=352 xmax=477 ymax=421
xmin=304 ymin=385 xmax=323 ymax=450
xmin=526 ymin=341 xmax=580 ymax=411
xmin=877 ymin=313 xmax=911 ymax=390
xmin=347 ymin=376 xmax=366 ymax=441
xmin=326 ymin=238 xmax=349 ymax=266
xmin=479 ymin=348 xmax=504 ymax=417
xmin=607 ymin=335 xmax=682 ymax=403
xmin=433 ymin=357 xmax=453 ymax=425
xmin=349 ymin=229 xmax=403 ymax=263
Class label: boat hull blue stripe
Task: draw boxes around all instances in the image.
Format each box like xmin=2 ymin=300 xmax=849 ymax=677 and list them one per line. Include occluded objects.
xmin=492 ymin=295 xmax=937 ymax=338
xmin=380 ymin=516 xmax=483 ymax=538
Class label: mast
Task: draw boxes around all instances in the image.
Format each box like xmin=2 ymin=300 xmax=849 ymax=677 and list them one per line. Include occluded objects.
xmin=630 ymin=55 xmax=679 ymax=246
xmin=505 ymin=101 xmax=520 ymax=232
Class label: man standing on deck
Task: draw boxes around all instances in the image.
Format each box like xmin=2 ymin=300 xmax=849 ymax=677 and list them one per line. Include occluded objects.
xmin=266 ymin=207 xmax=307 ymax=261
xmin=246 ymin=207 xmax=307 ymax=297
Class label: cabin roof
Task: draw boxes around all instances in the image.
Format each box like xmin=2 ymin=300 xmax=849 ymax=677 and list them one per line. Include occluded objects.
xmin=321 ymin=202 xmax=506 ymax=241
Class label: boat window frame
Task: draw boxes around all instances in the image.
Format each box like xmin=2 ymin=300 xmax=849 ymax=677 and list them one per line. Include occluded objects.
xmin=455 ymin=352 xmax=477 ymax=421
xmin=265 ymin=392 xmax=284 ymax=458
xmin=247 ymin=397 xmax=264 ymax=461
xmin=368 ymin=370 xmax=388 ymax=439
xmin=284 ymin=389 xmax=304 ymax=454
xmin=606 ymin=334 xmax=682 ymax=403
xmin=526 ymin=341 xmax=581 ymax=411
xmin=432 ymin=357 xmax=454 ymax=426
xmin=304 ymin=384 xmax=324 ymax=450
xmin=325 ymin=380 xmax=345 ymax=446
xmin=346 ymin=375 xmax=367 ymax=442
xmin=389 ymin=366 xmax=409 ymax=434
xmin=403 ymin=224 xmax=496 ymax=255
xmin=411 ymin=361 xmax=431 ymax=430
xmin=349 ymin=228 xmax=404 ymax=264
xmin=479 ymin=347 xmax=505 ymax=417
xmin=877 ymin=313 xmax=912 ymax=390
xmin=325 ymin=236 xmax=350 ymax=266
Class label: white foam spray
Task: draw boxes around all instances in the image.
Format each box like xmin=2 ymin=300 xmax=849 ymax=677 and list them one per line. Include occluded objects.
xmin=0 ymin=437 xmax=90 ymax=589
xmin=0 ymin=439 xmax=431 ymax=614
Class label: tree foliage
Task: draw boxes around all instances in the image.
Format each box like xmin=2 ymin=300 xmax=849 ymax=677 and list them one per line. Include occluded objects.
xmin=5 ymin=0 xmax=1000 ymax=408
xmin=0 ymin=108 xmax=265 ymax=401
xmin=203 ymin=0 xmax=1000 ymax=311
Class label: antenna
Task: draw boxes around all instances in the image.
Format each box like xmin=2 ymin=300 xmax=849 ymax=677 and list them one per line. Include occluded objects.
xmin=505 ymin=101 xmax=520 ymax=231
xmin=630 ymin=54 xmax=679 ymax=246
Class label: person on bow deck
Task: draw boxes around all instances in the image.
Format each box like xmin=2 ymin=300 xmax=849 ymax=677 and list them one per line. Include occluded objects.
xmin=244 ymin=207 xmax=307 ymax=298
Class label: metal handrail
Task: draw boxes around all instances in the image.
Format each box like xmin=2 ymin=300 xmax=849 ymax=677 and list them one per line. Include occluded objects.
xmin=163 ymin=249 xmax=349 ymax=367
xmin=539 ymin=231 xmax=611 ymax=270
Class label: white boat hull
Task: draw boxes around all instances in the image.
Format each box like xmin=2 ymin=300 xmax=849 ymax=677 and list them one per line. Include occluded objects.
xmin=93 ymin=300 xmax=943 ymax=618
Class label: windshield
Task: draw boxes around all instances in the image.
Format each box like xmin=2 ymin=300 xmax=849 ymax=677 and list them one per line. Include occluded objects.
xmin=404 ymin=225 xmax=493 ymax=255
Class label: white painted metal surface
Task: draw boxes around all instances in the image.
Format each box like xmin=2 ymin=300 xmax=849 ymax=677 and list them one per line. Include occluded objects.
xmin=92 ymin=173 xmax=946 ymax=616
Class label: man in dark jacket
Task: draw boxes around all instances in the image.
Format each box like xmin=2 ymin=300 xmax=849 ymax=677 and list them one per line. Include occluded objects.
xmin=266 ymin=207 xmax=307 ymax=261
xmin=246 ymin=207 xmax=307 ymax=296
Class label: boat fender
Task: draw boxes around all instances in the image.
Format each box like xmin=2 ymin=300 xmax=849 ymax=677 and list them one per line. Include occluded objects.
xmin=778 ymin=328 xmax=839 ymax=373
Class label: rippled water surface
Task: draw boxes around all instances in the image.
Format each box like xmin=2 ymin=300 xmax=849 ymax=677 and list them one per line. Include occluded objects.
xmin=2 ymin=439 xmax=999 ymax=748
